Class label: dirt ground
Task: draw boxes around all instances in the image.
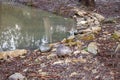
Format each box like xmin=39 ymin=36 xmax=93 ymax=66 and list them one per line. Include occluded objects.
xmin=0 ymin=0 xmax=120 ymax=80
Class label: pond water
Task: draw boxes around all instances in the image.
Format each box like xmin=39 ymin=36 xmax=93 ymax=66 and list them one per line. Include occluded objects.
xmin=0 ymin=2 xmax=75 ymax=51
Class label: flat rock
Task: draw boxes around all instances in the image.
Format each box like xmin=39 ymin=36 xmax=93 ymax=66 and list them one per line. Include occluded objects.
xmin=8 ymin=73 xmax=27 ymax=80
xmin=87 ymin=42 xmax=98 ymax=55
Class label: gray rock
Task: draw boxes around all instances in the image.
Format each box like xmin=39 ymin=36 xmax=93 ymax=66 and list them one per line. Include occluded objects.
xmin=87 ymin=42 xmax=98 ymax=55
xmin=39 ymin=43 xmax=51 ymax=52
xmin=56 ymin=44 xmax=73 ymax=56
xmin=8 ymin=73 xmax=27 ymax=80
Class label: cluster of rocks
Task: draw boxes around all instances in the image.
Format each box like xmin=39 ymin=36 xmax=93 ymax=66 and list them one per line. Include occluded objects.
xmin=39 ymin=36 xmax=98 ymax=58
xmin=72 ymin=8 xmax=105 ymax=33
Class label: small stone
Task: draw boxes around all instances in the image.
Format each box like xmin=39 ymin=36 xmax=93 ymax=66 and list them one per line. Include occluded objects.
xmin=39 ymin=43 xmax=52 ymax=52
xmin=34 ymin=58 xmax=41 ymax=63
xmin=91 ymin=26 xmax=101 ymax=33
xmin=40 ymin=63 xmax=46 ymax=68
xmin=8 ymin=73 xmax=27 ymax=80
xmin=56 ymin=44 xmax=73 ymax=56
xmin=92 ymin=69 xmax=97 ymax=74
xmin=87 ymin=42 xmax=98 ymax=55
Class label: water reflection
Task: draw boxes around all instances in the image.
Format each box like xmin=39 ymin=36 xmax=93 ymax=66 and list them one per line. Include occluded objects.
xmin=0 ymin=2 xmax=75 ymax=51
xmin=0 ymin=1 xmax=1 ymax=29
xmin=43 ymin=17 xmax=52 ymax=43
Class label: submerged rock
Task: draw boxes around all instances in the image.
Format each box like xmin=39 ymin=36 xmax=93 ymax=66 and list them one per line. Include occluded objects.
xmin=87 ymin=42 xmax=98 ymax=55
xmin=56 ymin=44 xmax=73 ymax=56
xmin=8 ymin=73 xmax=27 ymax=80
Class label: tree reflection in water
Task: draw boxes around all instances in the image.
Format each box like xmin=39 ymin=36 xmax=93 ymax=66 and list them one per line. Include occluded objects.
xmin=0 ymin=2 xmax=75 ymax=51
xmin=43 ymin=17 xmax=52 ymax=43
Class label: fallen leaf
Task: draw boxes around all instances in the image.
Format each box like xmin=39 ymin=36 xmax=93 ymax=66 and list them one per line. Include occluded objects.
xmin=115 ymin=44 xmax=120 ymax=53
xmin=72 ymin=57 xmax=86 ymax=63
xmin=69 ymin=72 xmax=78 ymax=77
xmin=53 ymin=60 xmax=64 ymax=65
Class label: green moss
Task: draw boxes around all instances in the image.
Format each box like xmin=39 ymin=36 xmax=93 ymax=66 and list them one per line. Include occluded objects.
xmin=112 ymin=31 xmax=120 ymax=41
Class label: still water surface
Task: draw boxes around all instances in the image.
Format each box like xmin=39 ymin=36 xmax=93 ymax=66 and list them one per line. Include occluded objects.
xmin=0 ymin=2 xmax=75 ymax=51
